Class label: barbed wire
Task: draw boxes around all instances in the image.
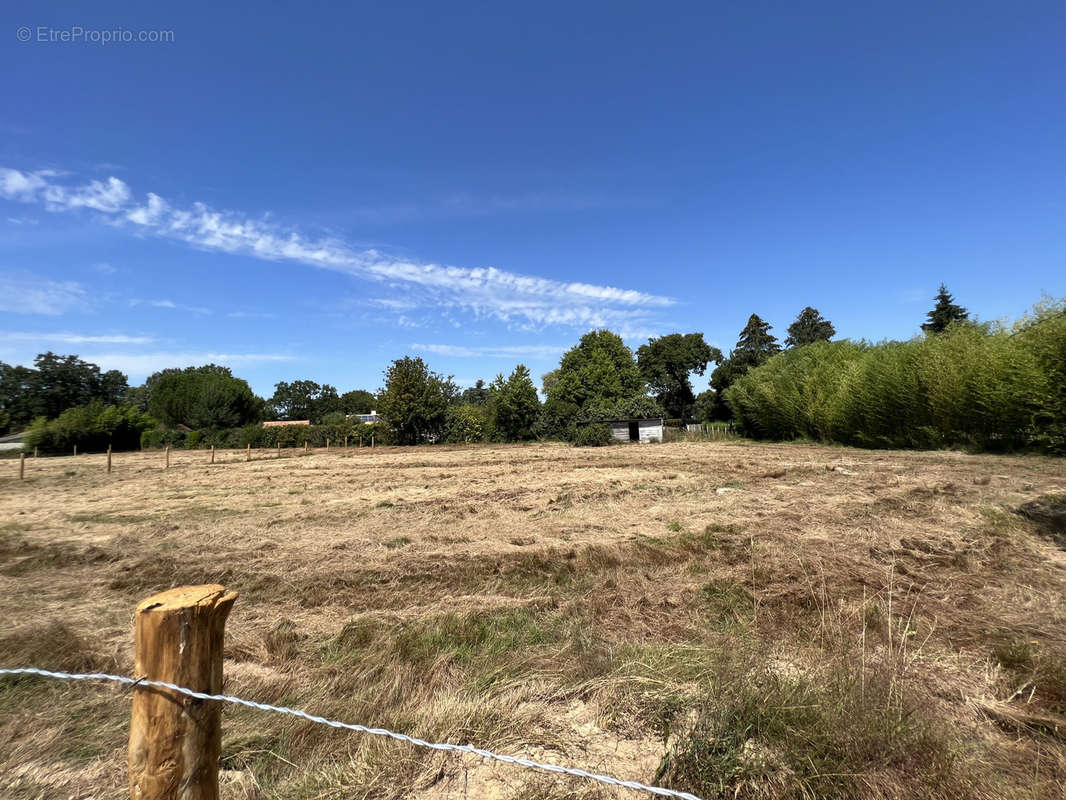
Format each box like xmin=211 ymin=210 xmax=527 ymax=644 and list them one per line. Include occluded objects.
xmin=0 ymin=666 xmax=704 ymax=800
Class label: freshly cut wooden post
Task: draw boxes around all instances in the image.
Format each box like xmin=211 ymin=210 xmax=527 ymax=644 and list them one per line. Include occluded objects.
xmin=19 ymin=452 xmax=24 ymax=480
xmin=107 ymin=445 xmax=112 ymax=474
xmin=128 ymin=584 xmax=237 ymax=800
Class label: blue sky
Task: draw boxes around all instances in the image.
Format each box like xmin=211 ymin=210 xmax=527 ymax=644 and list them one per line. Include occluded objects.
xmin=2 ymin=1 xmax=1064 ymax=398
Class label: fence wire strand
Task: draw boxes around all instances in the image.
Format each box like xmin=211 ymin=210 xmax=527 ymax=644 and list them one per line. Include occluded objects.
xmin=0 ymin=666 xmax=704 ymax=800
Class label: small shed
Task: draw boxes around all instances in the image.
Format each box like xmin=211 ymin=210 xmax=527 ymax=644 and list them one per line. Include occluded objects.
xmin=606 ymin=417 xmax=664 ymax=443
xmin=0 ymin=430 xmax=26 ymax=452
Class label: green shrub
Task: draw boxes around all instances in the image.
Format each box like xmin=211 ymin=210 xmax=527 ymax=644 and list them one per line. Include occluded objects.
xmin=443 ymin=404 xmax=485 ymax=443
xmin=576 ymin=395 xmax=664 ymax=424
xmin=238 ymin=424 xmax=270 ymax=448
xmin=24 ymin=402 xmax=156 ymax=454
xmin=572 ymin=423 xmax=613 ymax=447
xmin=139 ymin=428 xmax=185 ymax=450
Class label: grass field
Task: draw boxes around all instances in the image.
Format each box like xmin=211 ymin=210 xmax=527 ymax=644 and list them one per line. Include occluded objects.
xmin=2 ymin=441 xmax=1066 ymax=799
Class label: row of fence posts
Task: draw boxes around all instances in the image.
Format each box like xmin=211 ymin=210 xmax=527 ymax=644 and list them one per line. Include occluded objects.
xmin=15 ymin=435 xmax=376 ymax=480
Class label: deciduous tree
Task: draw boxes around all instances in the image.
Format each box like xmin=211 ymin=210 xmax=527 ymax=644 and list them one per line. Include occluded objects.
xmin=148 ymin=365 xmax=263 ymax=429
xmin=637 ymin=333 xmax=722 ymax=420
xmin=486 ymin=365 xmax=541 ymax=441
xmin=546 ymin=330 xmax=644 ymax=410
xmin=0 ymin=353 xmax=128 ymax=428
xmin=269 ymin=380 xmax=341 ymax=422
xmin=378 ymin=356 xmax=453 ymax=445
xmin=339 ymin=389 xmax=377 ymax=415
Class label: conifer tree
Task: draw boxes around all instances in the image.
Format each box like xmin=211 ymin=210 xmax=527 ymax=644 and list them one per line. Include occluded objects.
xmin=703 ymin=315 xmax=781 ymax=420
xmin=733 ymin=314 xmax=781 ymax=369
xmin=922 ymin=284 xmax=968 ymax=334
xmin=785 ymin=307 xmax=836 ymax=347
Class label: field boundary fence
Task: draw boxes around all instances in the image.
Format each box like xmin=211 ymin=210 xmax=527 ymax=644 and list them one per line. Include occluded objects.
xmin=9 ymin=440 xmax=379 ymax=480
xmin=0 ymin=665 xmax=704 ymax=800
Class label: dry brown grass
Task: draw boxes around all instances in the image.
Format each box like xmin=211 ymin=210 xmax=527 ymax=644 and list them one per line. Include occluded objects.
xmin=2 ymin=441 xmax=1066 ymax=799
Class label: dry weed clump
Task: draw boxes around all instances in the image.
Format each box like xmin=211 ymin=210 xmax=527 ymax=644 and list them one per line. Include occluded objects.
xmin=1 ymin=441 xmax=1065 ymax=798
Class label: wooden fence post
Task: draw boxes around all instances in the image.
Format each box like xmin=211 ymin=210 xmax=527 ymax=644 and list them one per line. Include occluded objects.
xmin=246 ymin=444 xmax=251 ymax=462
xmin=344 ymin=435 xmax=348 ymax=448
xmin=34 ymin=446 xmax=38 ymax=458
xmin=19 ymin=452 xmax=24 ymax=480
xmin=326 ymin=438 xmax=330 ymax=451
xmin=165 ymin=446 xmax=170 ymax=469
xmin=128 ymin=584 xmax=237 ymax=800
xmin=277 ymin=442 xmax=281 ymax=458
xmin=107 ymin=445 xmax=112 ymax=474
xmin=210 ymin=445 xmax=215 ymax=464
xmin=371 ymin=435 xmax=375 ymax=448
xmin=304 ymin=441 xmax=308 ymax=453
xmin=74 ymin=444 xmax=77 ymax=457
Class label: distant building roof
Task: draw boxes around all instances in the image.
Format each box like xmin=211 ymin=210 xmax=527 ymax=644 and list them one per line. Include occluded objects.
xmin=581 ymin=417 xmax=664 ymax=424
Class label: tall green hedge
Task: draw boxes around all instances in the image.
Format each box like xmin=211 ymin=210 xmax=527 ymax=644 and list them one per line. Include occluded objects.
xmin=725 ymin=306 xmax=1065 ymax=452
xmin=139 ymin=422 xmax=390 ymax=450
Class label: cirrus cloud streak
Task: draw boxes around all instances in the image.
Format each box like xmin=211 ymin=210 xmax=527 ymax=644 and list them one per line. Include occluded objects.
xmin=1 ymin=167 xmax=673 ymax=329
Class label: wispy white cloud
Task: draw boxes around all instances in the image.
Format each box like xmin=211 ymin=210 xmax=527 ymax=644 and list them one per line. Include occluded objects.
xmin=129 ymin=298 xmax=211 ymax=315
xmin=43 ymin=176 xmax=131 ymax=213
xmin=77 ymin=351 xmax=297 ymax=378
xmin=0 ymin=331 xmax=153 ymax=344
xmin=0 ymin=167 xmax=674 ymax=329
xmin=0 ymin=168 xmax=130 ymax=213
xmin=227 ymin=311 xmax=277 ymax=319
xmin=91 ymin=262 xmax=117 ymax=274
xmin=0 ymin=168 xmax=51 ymax=201
xmin=368 ymin=297 xmax=420 ymax=311
xmin=412 ymin=342 xmax=565 ymax=359
xmin=6 ymin=216 xmax=38 ymax=225
xmin=0 ymin=272 xmax=87 ymax=315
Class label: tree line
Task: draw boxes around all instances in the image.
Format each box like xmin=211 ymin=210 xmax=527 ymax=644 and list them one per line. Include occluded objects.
xmin=6 ymin=284 xmax=1057 ymax=454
